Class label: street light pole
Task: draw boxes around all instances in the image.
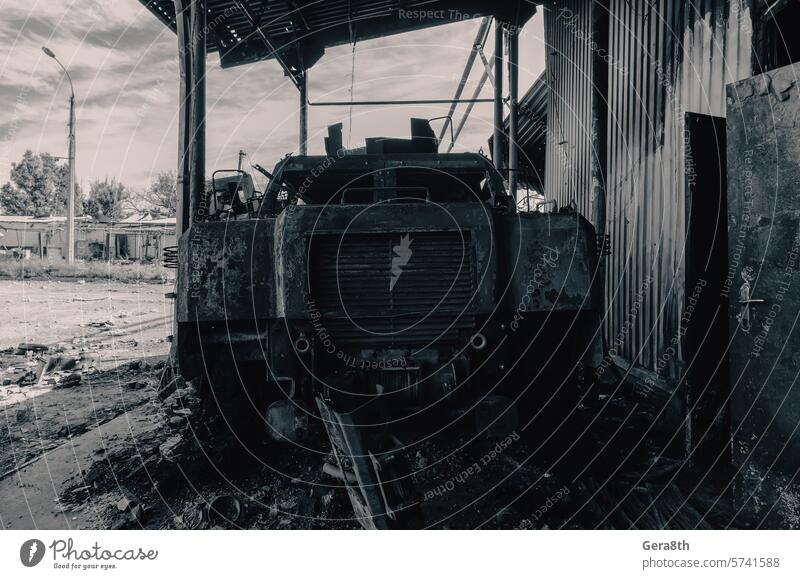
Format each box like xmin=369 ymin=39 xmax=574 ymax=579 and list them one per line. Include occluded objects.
xmin=42 ymin=46 xmax=76 ymax=264
xmin=66 ymin=91 xmax=75 ymax=264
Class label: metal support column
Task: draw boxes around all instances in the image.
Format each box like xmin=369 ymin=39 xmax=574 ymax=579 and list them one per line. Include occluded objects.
xmin=174 ymin=0 xmax=192 ymax=236
xmin=299 ymin=72 xmax=308 ymax=155
xmin=492 ymin=21 xmax=504 ymax=173
xmin=507 ymin=25 xmax=519 ymax=202
xmin=189 ymin=0 xmax=207 ymax=225
xmin=170 ymin=0 xmax=204 ymax=360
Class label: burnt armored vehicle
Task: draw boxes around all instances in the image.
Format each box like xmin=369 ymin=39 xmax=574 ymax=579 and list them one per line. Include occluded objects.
xmin=174 ymin=120 xmax=598 ymax=528
xmin=142 ymin=0 xmax=599 ymax=529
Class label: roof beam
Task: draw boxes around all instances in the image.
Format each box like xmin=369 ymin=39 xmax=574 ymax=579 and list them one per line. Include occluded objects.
xmin=230 ymin=0 xmax=303 ymax=89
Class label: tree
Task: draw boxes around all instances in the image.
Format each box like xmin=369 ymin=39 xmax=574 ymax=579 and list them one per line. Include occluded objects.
xmin=143 ymin=170 xmax=177 ymax=216
xmin=82 ymin=178 xmax=130 ymax=220
xmin=0 ymin=150 xmax=80 ymax=216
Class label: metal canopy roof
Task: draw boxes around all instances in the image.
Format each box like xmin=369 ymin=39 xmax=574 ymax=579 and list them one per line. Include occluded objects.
xmin=140 ymin=1 xmax=536 ymax=71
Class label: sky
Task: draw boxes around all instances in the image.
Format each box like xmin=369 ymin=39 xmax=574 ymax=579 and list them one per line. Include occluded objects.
xmin=0 ymin=0 xmax=545 ymax=195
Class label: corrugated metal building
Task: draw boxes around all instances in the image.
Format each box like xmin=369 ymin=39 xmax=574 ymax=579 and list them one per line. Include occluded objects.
xmin=0 ymin=216 xmax=94 ymax=260
xmin=106 ymin=214 xmax=177 ymax=261
xmin=0 ymin=214 xmax=176 ymax=262
xmin=541 ymin=0 xmax=763 ymax=382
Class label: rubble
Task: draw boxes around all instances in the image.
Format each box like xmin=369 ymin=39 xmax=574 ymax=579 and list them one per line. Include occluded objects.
xmin=57 ymin=423 xmax=87 ymax=438
xmin=180 ymin=503 xmax=206 ymax=530
xmin=0 ymin=358 xmax=156 ymax=478
xmin=111 ymin=495 xmax=147 ymax=529
xmin=167 ymin=416 xmax=186 ymax=429
xmin=43 ymin=355 xmax=79 ymax=373
xmin=53 ymin=373 xmax=82 ymax=389
xmin=15 ymin=408 xmax=32 ymax=424
xmin=1 ymin=280 xmax=743 ymax=530
xmin=207 ymin=495 xmax=242 ymax=526
xmin=158 ymin=435 xmax=185 ymax=463
xmin=15 ymin=343 xmax=49 ymax=354
xmin=123 ymin=380 xmax=147 ymax=390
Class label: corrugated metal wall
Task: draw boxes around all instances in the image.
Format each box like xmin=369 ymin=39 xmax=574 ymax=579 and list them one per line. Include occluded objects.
xmin=543 ymin=0 xmax=595 ymax=219
xmin=544 ymin=0 xmax=754 ymax=379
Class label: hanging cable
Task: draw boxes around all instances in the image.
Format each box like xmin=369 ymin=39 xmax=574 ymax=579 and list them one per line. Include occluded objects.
xmin=348 ymin=44 xmax=356 ymax=147
xmin=347 ymin=0 xmax=356 ymax=147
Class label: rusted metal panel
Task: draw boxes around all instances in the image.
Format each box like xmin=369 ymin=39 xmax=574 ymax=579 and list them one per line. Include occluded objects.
xmin=496 ymin=212 xmax=597 ymax=312
xmin=177 ymin=220 xmax=276 ymax=322
xmin=176 ymin=206 xmax=595 ymax=328
xmin=544 ymin=0 xmax=754 ymax=379
xmin=274 ymin=202 xmax=496 ymax=320
xmin=307 ymin=230 xmax=478 ymax=347
xmin=727 ymin=63 xmax=800 ymax=527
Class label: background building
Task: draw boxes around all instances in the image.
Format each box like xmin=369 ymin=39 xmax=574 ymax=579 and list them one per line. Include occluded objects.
xmin=0 ymin=213 xmax=176 ymax=263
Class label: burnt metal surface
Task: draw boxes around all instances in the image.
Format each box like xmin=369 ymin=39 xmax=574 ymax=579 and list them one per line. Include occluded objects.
xmin=308 ymin=230 xmax=476 ymax=318
xmin=727 ymin=63 xmax=800 ymax=527
xmin=316 ymin=398 xmax=420 ymax=529
xmin=275 ymin=201 xmax=495 ymax=320
xmin=176 ymin=199 xmax=597 ymax=326
xmin=177 ymin=220 xmax=276 ymax=322
xmin=496 ymin=211 xmax=597 ymax=312
xmin=308 ymin=230 xmax=477 ymax=348
xmin=280 ymin=153 xmax=500 ymax=205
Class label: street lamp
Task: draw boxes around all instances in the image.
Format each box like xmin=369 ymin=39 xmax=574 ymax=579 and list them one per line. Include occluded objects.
xmin=42 ymin=46 xmax=76 ymax=264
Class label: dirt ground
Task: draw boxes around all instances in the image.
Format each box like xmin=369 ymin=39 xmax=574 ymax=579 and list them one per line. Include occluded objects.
xmin=0 ymin=278 xmax=740 ymax=531
xmin=0 ymin=278 xmax=172 ymax=367
xmin=0 ymin=279 xmax=173 ymax=529
xmin=0 ymin=279 xmax=361 ymax=530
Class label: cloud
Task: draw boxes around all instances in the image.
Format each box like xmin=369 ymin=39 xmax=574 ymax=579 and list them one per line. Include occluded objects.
xmin=0 ymin=1 xmax=544 ymax=194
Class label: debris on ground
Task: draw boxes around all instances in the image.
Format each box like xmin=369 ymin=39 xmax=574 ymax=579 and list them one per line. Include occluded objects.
xmin=111 ymin=495 xmax=148 ymax=529
xmin=207 ymin=495 xmax=242 ymax=527
xmin=15 ymin=342 xmax=49 ymax=355
xmin=0 ymin=279 xmax=749 ymax=531
xmin=52 ymin=372 xmax=82 ymax=389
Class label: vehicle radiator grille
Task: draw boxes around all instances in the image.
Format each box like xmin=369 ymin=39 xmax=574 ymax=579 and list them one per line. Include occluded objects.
xmin=307 ymin=231 xmax=476 ymax=347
